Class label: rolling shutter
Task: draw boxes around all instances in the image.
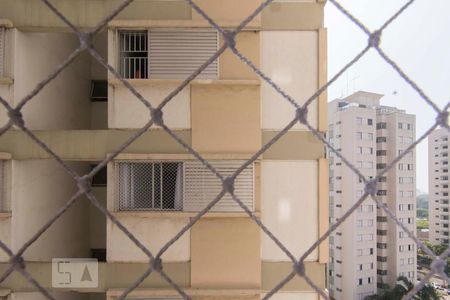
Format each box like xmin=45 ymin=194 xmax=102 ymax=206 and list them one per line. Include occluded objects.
xmin=148 ymin=29 xmax=218 ymax=79
xmin=183 ymin=160 xmax=254 ymax=212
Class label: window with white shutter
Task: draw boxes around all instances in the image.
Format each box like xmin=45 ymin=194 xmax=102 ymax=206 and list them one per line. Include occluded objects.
xmin=0 ymin=27 xmax=5 ymax=77
xmin=119 ymin=29 xmax=218 ymax=79
xmin=114 ymin=160 xmax=254 ymax=212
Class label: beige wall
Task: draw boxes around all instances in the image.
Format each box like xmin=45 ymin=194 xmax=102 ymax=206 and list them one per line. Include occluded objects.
xmin=261 ymin=161 xmax=318 ymax=261
xmin=261 ymin=31 xmax=318 ymax=130
xmin=90 ymin=187 xmax=106 ymax=250
xmin=0 ymin=0 xmax=191 ymax=29
xmin=0 ymin=84 xmax=12 ymax=129
xmin=11 ymin=160 xmax=90 ymax=261
xmin=91 ymin=31 xmax=108 ymax=81
xmin=107 ymin=216 xmax=190 ymax=262
xmin=91 ymin=102 xmax=108 ymax=130
xmin=109 ymin=83 xmax=190 ymax=129
xmin=191 ymin=0 xmax=261 ymax=24
xmin=219 ymin=31 xmax=260 ymax=80
xmin=0 ymin=217 xmax=11 ymax=261
xmin=14 ymin=31 xmax=91 ymax=130
xmin=10 ymin=292 xmax=89 ymax=300
xmin=191 ymin=84 xmax=261 ymax=153
xmin=191 ymin=218 xmax=261 ymax=288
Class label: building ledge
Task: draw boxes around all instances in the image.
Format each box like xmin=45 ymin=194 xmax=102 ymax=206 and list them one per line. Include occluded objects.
xmin=0 ymin=19 xmax=13 ymax=28
xmin=111 ymin=211 xmax=261 ymax=219
xmin=107 ymin=289 xmax=261 ymax=297
xmin=0 ymin=212 xmax=11 ymax=219
xmin=108 ymin=78 xmax=260 ymax=87
xmin=0 ymin=77 xmax=13 ymax=86
xmin=108 ymin=19 xmax=260 ymax=30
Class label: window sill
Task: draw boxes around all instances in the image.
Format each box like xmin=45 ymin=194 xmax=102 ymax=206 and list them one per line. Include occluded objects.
xmin=111 ymin=211 xmax=260 ymax=219
xmin=0 ymin=212 xmax=11 ymax=219
xmin=108 ymin=78 xmax=260 ymax=87
xmin=0 ymin=77 xmax=13 ymax=86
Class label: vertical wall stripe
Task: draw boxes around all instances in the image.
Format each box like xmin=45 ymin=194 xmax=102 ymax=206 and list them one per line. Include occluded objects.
xmin=318 ymin=158 xmax=329 ymax=264
xmin=318 ymin=28 xmax=328 ymax=132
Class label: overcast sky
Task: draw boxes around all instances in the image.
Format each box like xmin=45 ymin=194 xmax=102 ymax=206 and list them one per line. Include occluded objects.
xmin=324 ymin=0 xmax=450 ymax=193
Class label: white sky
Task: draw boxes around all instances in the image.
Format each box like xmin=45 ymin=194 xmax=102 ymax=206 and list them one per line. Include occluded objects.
xmin=324 ymin=0 xmax=450 ymax=193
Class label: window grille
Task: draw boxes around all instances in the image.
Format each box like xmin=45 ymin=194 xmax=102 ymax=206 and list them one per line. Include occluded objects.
xmin=119 ymin=29 xmax=219 ymax=79
xmin=0 ymin=27 xmax=4 ymax=77
xmin=114 ymin=160 xmax=254 ymax=212
xmin=116 ymin=161 xmax=183 ymax=211
xmin=119 ymin=30 xmax=148 ymax=79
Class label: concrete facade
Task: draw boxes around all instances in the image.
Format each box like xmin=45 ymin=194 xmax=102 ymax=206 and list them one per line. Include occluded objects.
xmin=328 ymin=91 xmax=416 ymax=300
xmin=0 ymin=1 xmax=327 ymax=299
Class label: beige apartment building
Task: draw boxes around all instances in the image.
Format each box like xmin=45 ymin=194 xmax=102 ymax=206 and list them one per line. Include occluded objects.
xmin=0 ymin=0 xmax=328 ymax=299
xmin=428 ymin=128 xmax=450 ymax=246
xmin=328 ymin=91 xmax=416 ymax=300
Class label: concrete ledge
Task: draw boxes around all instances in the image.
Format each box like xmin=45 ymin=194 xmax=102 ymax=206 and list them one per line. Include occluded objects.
xmin=261 ymin=261 xmax=326 ymax=291
xmin=0 ymin=261 xmax=326 ymax=293
xmin=112 ymin=211 xmax=261 ymax=219
xmin=0 ymin=77 xmax=13 ymax=86
xmin=109 ymin=79 xmax=261 ymax=87
xmin=0 ymin=130 xmax=324 ymax=160
xmin=109 ymin=19 xmax=260 ymax=30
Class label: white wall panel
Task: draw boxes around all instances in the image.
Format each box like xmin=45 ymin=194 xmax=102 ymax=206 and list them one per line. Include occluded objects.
xmin=107 ymin=217 xmax=190 ymax=262
xmin=110 ymin=84 xmax=190 ymax=129
xmin=261 ymin=31 xmax=318 ymax=130
xmin=261 ymin=160 xmax=318 ymax=261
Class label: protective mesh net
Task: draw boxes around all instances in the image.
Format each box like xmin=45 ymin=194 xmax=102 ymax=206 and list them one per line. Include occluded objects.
xmin=0 ymin=0 xmax=448 ymax=299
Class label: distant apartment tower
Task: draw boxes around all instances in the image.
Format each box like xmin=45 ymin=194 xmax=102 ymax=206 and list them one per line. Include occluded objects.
xmin=328 ymin=91 xmax=416 ymax=300
xmin=428 ymin=128 xmax=450 ymax=245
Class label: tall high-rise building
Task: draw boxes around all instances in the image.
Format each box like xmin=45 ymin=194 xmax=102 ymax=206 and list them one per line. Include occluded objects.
xmin=328 ymin=91 xmax=416 ymax=300
xmin=428 ymin=128 xmax=450 ymax=246
xmin=0 ymin=1 xmax=328 ymax=299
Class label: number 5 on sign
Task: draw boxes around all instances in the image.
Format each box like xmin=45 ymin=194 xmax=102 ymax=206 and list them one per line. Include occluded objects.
xmin=52 ymin=258 xmax=98 ymax=288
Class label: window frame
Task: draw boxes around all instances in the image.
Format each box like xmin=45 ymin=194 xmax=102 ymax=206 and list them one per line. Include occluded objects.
xmin=116 ymin=28 xmax=220 ymax=80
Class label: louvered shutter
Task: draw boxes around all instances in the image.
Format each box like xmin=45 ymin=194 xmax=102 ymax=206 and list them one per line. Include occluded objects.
xmin=183 ymin=160 xmax=254 ymax=212
xmin=148 ymin=29 xmax=218 ymax=79
xmin=0 ymin=28 xmax=4 ymax=77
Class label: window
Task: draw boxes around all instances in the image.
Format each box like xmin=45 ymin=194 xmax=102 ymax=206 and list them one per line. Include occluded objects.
xmin=377 ymin=137 xmax=387 ymax=143
xmin=358 ymin=278 xmax=363 ymax=285
xmin=368 ymin=119 xmax=373 ymax=125
xmin=399 ymin=177 xmax=414 ymax=184
xmin=356 ymin=117 xmax=363 ymax=125
xmin=376 ymin=122 xmax=387 ymax=129
xmin=119 ymin=30 xmax=148 ymax=79
xmin=119 ymin=29 xmax=219 ymax=79
xmin=115 ymin=160 xmax=254 ymax=212
xmin=364 ymin=162 xmax=373 ymax=169
xmin=90 ymin=80 xmax=108 ymax=102
xmin=407 ymin=123 xmax=413 ymax=130
xmin=377 ymin=163 xmax=386 ymax=170
xmin=356 ymin=132 xmax=363 ymax=139
xmin=91 ymin=164 xmax=107 ymax=186
xmin=0 ymin=27 xmax=4 ymax=77
xmin=398 ymin=122 xmax=403 ymax=129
